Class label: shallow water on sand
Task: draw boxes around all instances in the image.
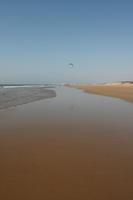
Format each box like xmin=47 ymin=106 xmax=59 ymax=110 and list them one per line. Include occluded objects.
xmin=0 ymin=87 xmax=133 ymax=200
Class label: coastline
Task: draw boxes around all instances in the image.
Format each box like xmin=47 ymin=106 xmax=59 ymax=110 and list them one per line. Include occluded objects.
xmin=65 ymin=82 xmax=133 ymax=103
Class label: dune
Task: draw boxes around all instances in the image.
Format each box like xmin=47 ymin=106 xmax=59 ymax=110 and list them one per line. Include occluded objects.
xmin=65 ymin=82 xmax=133 ymax=103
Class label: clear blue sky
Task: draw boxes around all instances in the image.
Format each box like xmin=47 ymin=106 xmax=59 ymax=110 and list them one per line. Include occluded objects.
xmin=0 ymin=0 xmax=133 ymax=83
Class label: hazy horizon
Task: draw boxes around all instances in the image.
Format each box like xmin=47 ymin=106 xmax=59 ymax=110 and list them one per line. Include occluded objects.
xmin=0 ymin=0 xmax=133 ymax=84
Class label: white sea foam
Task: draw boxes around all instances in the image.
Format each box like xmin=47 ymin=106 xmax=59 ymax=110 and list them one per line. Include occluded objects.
xmin=1 ymin=84 xmax=56 ymax=89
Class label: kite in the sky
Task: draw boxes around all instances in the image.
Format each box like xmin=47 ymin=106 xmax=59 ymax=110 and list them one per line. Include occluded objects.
xmin=69 ymin=63 xmax=74 ymax=68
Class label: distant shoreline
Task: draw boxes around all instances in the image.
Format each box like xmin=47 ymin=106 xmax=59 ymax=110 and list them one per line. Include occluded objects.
xmin=65 ymin=82 xmax=133 ymax=103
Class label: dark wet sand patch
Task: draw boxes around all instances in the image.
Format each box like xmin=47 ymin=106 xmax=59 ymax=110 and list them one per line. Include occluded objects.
xmin=0 ymin=87 xmax=56 ymax=109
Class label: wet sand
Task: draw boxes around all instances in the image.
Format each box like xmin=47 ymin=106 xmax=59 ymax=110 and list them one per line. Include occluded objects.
xmin=65 ymin=82 xmax=133 ymax=103
xmin=0 ymin=87 xmax=133 ymax=200
xmin=0 ymin=86 xmax=56 ymax=109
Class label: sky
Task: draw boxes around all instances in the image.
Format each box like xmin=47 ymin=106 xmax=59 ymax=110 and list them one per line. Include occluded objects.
xmin=0 ymin=0 xmax=133 ymax=84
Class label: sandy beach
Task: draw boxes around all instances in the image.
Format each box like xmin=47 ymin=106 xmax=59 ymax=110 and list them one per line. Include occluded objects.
xmin=65 ymin=82 xmax=133 ymax=103
xmin=0 ymin=86 xmax=133 ymax=200
xmin=1 ymin=1 xmax=133 ymax=199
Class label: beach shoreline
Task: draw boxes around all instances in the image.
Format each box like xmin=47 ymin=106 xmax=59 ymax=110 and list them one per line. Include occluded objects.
xmin=65 ymin=82 xmax=133 ymax=103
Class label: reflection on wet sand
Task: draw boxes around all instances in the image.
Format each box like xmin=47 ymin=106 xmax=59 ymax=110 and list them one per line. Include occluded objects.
xmin=0 ymin=87 xmax=133 ymax=200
